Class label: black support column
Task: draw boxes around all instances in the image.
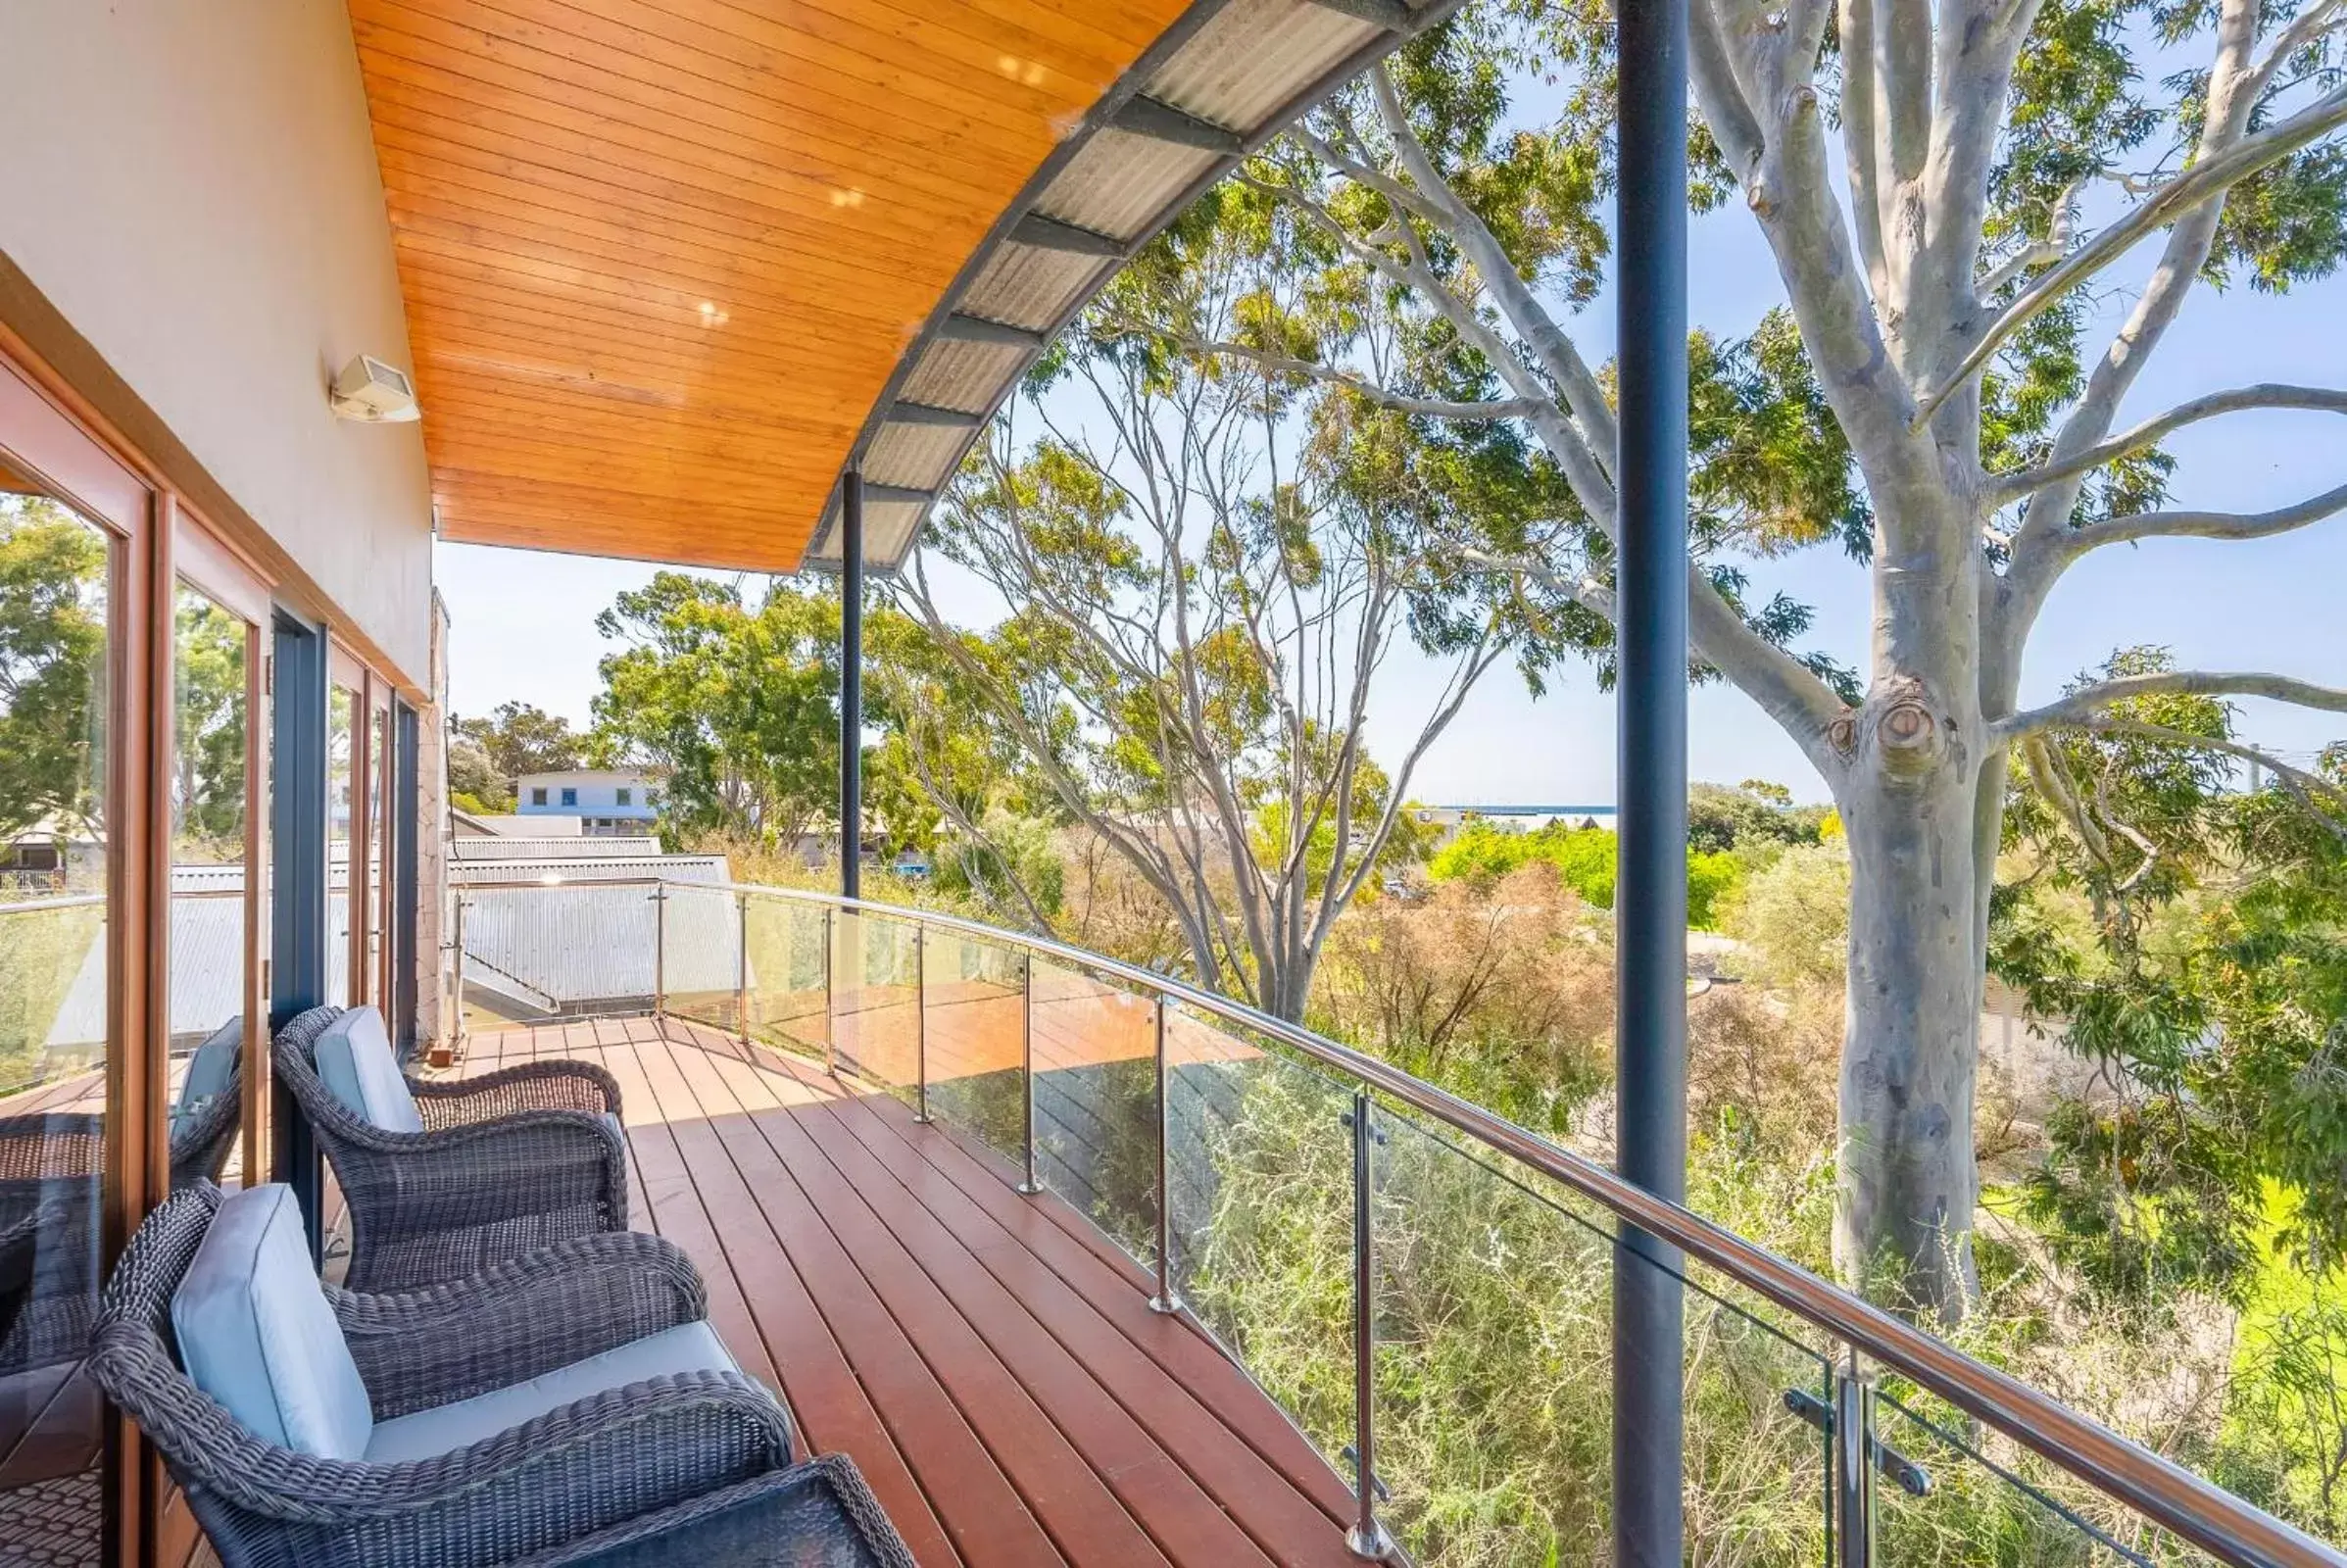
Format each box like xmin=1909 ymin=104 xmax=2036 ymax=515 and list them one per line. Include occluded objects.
xmin=393 ymin=701 xmax=420 ymax=1063
xmin=1613 ymin=0 xmax=1691 ymax=1558
xmin=269 ymin=610 xmax=329 ymax=1258
xmin=839 ymin=467 xmax=864 ymax=901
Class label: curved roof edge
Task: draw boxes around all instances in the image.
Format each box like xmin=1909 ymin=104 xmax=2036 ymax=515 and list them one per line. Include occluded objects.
xmin=802 ymin=0 xmax=1465 ymax=575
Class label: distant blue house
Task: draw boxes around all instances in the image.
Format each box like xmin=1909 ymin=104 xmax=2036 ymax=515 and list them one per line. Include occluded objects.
xmin=514 ymin=768 xmax=661 ymax=836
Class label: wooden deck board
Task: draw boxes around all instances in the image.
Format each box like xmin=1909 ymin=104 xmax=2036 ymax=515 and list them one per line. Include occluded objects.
xmin=454 ymin=1017 xmax=1353 ymax=1568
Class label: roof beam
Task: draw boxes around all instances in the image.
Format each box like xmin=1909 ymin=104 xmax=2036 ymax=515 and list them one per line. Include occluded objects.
xmin=938 ymin=313 xmax=1050 ymax=349
xmin=1307 ymin=0 xmax=1418 ymax=26
xmin=858 ymin=483 xmax=934 ymax=507
xmin=1010 ymin=211 xmax=1129 ymax=258
xmin=888 ymin=402 xmax=984 ymax=428
xmin=1110 ymin=95 xmax=1244 ymax=154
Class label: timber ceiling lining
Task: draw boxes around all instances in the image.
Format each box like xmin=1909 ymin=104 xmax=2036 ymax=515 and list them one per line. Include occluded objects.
xmin=351 ymin=0 xmax=1449 ymax=574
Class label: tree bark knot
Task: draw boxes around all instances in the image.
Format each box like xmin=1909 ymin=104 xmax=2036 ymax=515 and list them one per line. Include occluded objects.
xmin=1868 ymin=689 xmax=1948 ymax=778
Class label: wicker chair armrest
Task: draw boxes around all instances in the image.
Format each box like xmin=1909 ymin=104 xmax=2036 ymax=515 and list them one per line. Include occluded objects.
xmin=507 ymin=1454 xmax=918 ymax=1568
xmin=187 ymin=1372 xmax=792 ymax=1547
xmin=333 ymin=1231 xmax=705 ymax=1417
xmin=412 ymin=1059 xmax=620 ymax=1126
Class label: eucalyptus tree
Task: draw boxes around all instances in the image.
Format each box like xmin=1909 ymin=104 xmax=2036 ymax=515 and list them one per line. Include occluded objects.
xmin=898 ymin=209 xmax=1584 ymax=1020
xmin=1174 ymin=3 xmax=2347 ymax=1318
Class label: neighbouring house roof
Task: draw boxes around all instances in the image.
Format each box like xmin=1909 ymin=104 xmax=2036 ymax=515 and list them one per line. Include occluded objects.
xmin=452 ymin=834 xmax=664 ymax=861
xmin=458 ymin=813 xmax=589 ymax=837
xmin=349 ymin=0 xmax=1451 ymax=575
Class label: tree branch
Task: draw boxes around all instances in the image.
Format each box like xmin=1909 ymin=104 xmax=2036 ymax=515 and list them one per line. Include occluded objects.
xmin=1917 ymin=80 xmax=2347 ymax=427
xmin=2055 ymin=477 xmax=2347 ymax=556
xmin=1367 ymin=69 xmax=1622 ymax=477
xmin=1991 ymin=385 xmax=2347 ymax=504
xmin=1463 ymin=550 xmax=1850 ymax=762
xmin=2247 ymin=0 xmax=2347 ymax=106
xmin=1155 ymin=335 xmax=1547 ymax=421
xmin=1975 ymin=173 xmax=2087 ymax=298
xmin=2074 ymin=717 xmax=2347 ymax=834
xmin=1997 ymin=669 xmax=2347 ymax=741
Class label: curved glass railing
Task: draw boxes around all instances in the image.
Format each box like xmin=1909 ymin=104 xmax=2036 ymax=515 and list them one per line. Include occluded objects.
xmin=450 ymin=875 xmax=2344 ymax=1568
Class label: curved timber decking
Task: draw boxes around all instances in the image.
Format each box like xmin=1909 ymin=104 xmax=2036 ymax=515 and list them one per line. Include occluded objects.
xmin=453 ymin=1016 xmax=1358 ymax=1568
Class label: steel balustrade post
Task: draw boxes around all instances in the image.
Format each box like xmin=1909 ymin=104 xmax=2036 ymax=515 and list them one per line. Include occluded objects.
xmin=1834 ymin=1348 xmax=1878 ymax=1568
xmin=653 ymin=884 xmax=667 ymax=1019
xmin=451 ymin=895 xmax=468 ymax=1055
xmin=913 ymin=924 xmax=931 ymax=1123
xmin=1346 ymin=1089 xmax=1393 ymax=1559
xmin=1017 ymin=954 xmax=1040 ymax=1195
xmin=736 ymin=890 xmax=750 ymax=1045
xmin=822 ymin=906 xmax=838 ymax=1076
xmin=1148 ymin=999 xmax=1179 ymax=1315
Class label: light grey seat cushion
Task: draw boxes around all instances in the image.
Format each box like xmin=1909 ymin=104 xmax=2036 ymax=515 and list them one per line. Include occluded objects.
xmin=177 ymin=1017 xmax=241 ymax=1115
xmin=363 ymin=1320 xmax=740 ymax=1463
xmin=171 ymin=1184 xmax=374 ymax=1459
xmin=314 ymin=1006 xmax=424 ymax=1135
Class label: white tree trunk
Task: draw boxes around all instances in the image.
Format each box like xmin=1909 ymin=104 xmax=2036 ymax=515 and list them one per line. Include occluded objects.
xmin=1833 ymin=693 xmax=1987 ymax=1322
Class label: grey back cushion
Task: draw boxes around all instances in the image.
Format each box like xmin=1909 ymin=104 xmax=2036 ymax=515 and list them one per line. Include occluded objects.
xmin=171 ymin=1184 xmax=374 ymax=1458
xmin=177 ymin=1017 xmax=241 ymax=1116
xmin=314 ymin=1006 xmax=423 ymax=1135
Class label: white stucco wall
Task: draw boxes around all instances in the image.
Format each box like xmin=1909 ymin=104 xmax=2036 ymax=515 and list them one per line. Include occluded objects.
xmin=0 ymin=0 xmax=433 ymax=680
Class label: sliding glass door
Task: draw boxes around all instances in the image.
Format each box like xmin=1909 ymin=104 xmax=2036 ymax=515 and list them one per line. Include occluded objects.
xmin=0 ymin=354 xmax=160 ymax=1565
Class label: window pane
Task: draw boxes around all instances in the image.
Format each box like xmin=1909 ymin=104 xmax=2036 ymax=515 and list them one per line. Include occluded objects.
xmin=0 ymin=471 xmax=113 ymax=1554
xmin=329 ymin=684 xmax=355 ymax=1004
xmin=170 ymin=584 xmax=249 ymax=1192
xmin=368 ymin=703 xmax=388 ymax=1008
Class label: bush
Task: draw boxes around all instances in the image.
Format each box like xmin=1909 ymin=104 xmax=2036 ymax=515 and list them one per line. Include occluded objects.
xmin=1727 ymin=840 xmax=1852 ymax=987
xmin=1428 ymin=824 xmax=1744 ymax=929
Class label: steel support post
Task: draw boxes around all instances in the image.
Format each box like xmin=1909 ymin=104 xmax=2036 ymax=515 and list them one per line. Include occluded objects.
xmin=840 ymin=468 xmax=863 ymax=903
xmin=1613 ymin=0 xmax=1692 ymax=1556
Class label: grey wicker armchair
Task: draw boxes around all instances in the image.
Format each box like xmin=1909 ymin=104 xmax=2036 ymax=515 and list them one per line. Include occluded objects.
xmin=89 ymin=1182 xmax=799 ymax=1568
xmin=272 ymin=1004 xmax=628 ymax=1291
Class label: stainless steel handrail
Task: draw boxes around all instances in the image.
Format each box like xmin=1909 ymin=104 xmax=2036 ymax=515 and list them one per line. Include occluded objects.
xmin=473 ymin=870 xmax=2338 ymax=1567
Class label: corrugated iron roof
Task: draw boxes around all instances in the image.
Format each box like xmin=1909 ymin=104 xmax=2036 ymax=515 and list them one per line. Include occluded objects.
xmin=787 ymin=0 xmax=1462 ymax=573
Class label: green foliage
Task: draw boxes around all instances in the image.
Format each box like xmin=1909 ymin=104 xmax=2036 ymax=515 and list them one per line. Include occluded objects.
xmin=590 ymin=574 xmax=842 ymax=847
xmin=451 ymin=701 xmax=583 ymax=788
xmin=0 ymin=496 xmax=107 ymax=843
xmin=0 ymin=901 xmax=102 ymax=1094
xmin=446 ymin=739 xmax=513 ymax=814
xmin=172 ymin=588 xmax=248 ymax=856
xmin=1686 ymin=779 xmax=1833 ymax=856
xmin=1426 ymin=820 xmax=1743 ymax=929
xmin=1993 ymin=647 xmax=2347 ymax=1301
xmin=1729 ymin=841 xmax=1855 ymax=988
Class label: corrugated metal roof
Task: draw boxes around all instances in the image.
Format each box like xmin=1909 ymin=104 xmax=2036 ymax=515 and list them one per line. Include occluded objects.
xmin=957 ymin=244 xmax=1117 ymax=334
xmin=1150 ymin=0 xmax=1386 ymax=130
xmin=824 ymin=0 xmax=1459 ymax=576
xmin=1036 ymin=131 xmax=1224 ymax=241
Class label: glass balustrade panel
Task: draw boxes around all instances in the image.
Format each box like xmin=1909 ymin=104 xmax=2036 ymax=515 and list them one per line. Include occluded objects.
xmin=919 ymin=928 xmax=1029 ymax=1169
xmin=1161 ymin=1005 xmax=1358 ymax=1478
xmin=1026 ymin=959 xmax=1159 ymax=1268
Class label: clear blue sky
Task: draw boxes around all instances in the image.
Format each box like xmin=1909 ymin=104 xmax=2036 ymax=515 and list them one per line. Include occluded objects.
xmin=438 ymin=185 xmax=2347 ymax=808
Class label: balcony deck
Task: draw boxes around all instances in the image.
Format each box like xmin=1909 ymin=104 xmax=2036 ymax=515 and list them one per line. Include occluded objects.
xmin=455 ymin=1016 xmax=1360 ymax=1568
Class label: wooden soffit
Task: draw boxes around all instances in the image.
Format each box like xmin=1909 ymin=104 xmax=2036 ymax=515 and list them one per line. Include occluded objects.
xmin=350 ymin=0 xmax=1446 ymax=574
